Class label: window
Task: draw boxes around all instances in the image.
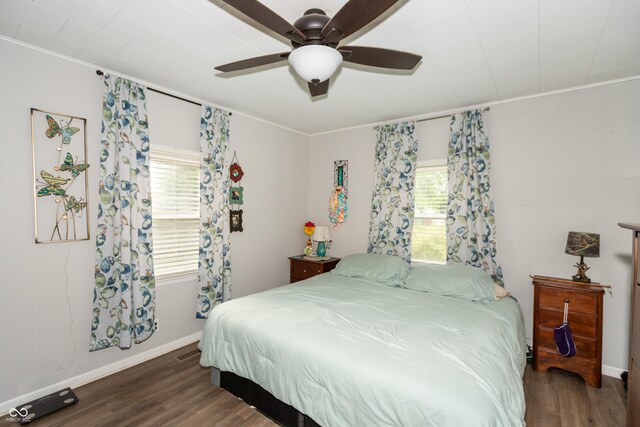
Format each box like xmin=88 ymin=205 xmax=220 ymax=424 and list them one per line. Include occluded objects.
xmin=150 ymin=147 xmax=200 ymax=278
xmin=411 ymin=161 xmax=447 ymax=264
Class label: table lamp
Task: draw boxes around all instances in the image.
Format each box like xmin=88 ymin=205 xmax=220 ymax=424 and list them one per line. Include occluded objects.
xmin=312 ymin=226 xmax=331 ymax=258
xmin=565 ymin=231 xmax=600 ymax=283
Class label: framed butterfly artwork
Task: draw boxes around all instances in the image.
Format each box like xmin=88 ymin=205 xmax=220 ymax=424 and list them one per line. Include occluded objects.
xmin=31 ymin=108 xmax=90 ymax=243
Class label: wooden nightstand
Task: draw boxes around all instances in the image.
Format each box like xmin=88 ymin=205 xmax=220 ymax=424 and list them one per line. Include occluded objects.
xmin=531 ymin=275 xmax=605 ymax=388
xmin=288 ymin=255 xmax=340 ymax=284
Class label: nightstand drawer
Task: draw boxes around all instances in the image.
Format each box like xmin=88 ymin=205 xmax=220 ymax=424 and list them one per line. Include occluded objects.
xmin=537 ymin=326 xmax=597 ymax=359
xmin=291 ymin=261 xmax=323 ymax=280
xmin=538 ymin=308 xmax=596 ymax=337
xmin=539 ymin=287 xmax=597 ymax=315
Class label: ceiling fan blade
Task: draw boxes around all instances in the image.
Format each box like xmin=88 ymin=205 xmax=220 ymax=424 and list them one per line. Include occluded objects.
xmin=321 ymin=0 xmax=399 ymax=42
xmin=308 ymin=79 xmax=329 ymax=97
xmin=215 ymin=52 xmax=290 ymax=73
xmin=339 ymin=46 xmax=421 ymax=70
xmin=222 ymin=0 xmax=305 ymax=42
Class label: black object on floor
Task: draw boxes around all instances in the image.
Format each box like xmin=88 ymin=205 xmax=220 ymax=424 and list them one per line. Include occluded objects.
xmin=621 ymin=371 xmax=628 ymax=390
xmin=221 ymin=371 xmax=321 ymax=427
xmin=526 ymin=345 xmax=533 ymax=364
xmin=12 ymin=387 xmax=78 ymax=424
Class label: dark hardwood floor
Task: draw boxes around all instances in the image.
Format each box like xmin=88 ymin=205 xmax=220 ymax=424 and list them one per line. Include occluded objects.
xmin=1 ymin=343 xmax=626 ymax=426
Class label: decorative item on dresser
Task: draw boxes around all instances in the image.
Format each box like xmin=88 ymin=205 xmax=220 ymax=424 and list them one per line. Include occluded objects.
xmin=618 ymin=223 xmax=640 ymax=427
xmin=531 ymin=275 xmax=605 ymax=387
xmin=289 ymin=255 xmax=340 ymax=284
xmin=312 ymin=225 xmax=331 ymax=257
xmin=303 ymin=221 xmax=315 ymax=256
xmin=565 ymin=231 xmax=600 ymax=283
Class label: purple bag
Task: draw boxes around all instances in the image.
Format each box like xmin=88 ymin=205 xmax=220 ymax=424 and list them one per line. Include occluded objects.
xmin=554 ymin=299 xmax=576 ymax=357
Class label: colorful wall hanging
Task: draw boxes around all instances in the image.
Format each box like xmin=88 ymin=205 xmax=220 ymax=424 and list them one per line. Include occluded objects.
xmin=329 ymin=160 xmax=348 ymax=229
xmin=230 ymin=210 xmax=243 ymax=232
xmin=229 ymin=158 xmax=244 ymax=183
xmin=334 ymin=160 xmax=348 ymax=194
xmin=230 ymin=187 xmax=244 ymax=205
xmin=229 ymin=151 xmax=244 ymax=233
xmin=31 ymin=108 xmax=90 ymax=243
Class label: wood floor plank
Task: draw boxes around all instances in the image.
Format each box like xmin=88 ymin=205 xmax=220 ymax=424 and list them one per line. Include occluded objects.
xmin=0 ymin=345 xmax=627 ymax=427
xmin=524 ymin=365 xmax=626 ymax=427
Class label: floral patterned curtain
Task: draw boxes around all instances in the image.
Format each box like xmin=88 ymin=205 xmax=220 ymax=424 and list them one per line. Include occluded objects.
xmin=197 ymin=106 xmax=231 ymax=318
xmin=367 ymin=121 xmax=418 ymax=263
xmin=90 ymin=74 xmax=155 ymax=351
xmin=447 ymin=110 xmax=503 ymax=284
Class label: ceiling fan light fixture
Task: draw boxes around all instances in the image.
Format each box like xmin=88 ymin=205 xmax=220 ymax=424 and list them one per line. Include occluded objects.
xmin=288 ymin=45 xmax=343 ymax=83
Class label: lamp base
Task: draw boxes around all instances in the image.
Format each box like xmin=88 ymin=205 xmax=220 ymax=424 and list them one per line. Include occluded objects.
xmin=571 ymin=260 xmax=591 ymax=283
xmin=316 ymin=241 xmax=326 ymax=257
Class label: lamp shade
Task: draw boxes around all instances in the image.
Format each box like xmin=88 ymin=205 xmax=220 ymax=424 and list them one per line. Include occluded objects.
xmin=565 ymin=232 xmax=600 ymax=258
xmin=288 ymin=45 xmax=343 ymax=83
xmin=312 ymin=225 xmax=331 ymax=242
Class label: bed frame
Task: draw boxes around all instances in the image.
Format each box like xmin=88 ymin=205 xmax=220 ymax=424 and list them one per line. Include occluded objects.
xmin=211 ymin=368 xmax=322 ymax=427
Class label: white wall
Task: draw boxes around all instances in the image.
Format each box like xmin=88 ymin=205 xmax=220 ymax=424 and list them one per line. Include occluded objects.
xmin=307 ymin=127 xmax=375 ymax=256
xmin=228 ymin=114 xmax=308 ymax=298
xmin=0 ymin=39 xmax=308 ymax=407
xmin=307 ymin=79 xmax=640 ymax=372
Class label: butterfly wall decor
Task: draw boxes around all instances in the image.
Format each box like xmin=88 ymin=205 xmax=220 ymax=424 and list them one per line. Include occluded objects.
xmin=37 ymin=170 xmax=69 ymax=197
xmin=31 ymin=109 xmax=90 ymax=243
xmin=45 ymin=114 xmax=80 ymax=144
xmin=60 ymin=152 xmax=90 ymax=177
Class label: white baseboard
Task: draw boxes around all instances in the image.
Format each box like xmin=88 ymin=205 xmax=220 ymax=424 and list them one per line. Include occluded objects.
xmin=0 ymin=331 xmax=202 ymax=415
xmin=602 ymin=364 xmax=626 ymax=379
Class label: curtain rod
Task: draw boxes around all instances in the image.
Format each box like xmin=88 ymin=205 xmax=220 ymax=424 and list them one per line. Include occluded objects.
xmin=416 ymin=107 xmax=490 ymax=123
xmin=95 ymin=69 xmax=231 ymax=114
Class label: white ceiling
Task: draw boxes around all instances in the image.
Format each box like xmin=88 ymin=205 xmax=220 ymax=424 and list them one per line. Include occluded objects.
xmin=1 ymin=0 xmax=639 ymax=134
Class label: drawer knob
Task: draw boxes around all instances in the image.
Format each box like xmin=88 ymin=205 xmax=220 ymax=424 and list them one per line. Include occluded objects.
xmin=303 ymin=269 xmax=306 ymax=273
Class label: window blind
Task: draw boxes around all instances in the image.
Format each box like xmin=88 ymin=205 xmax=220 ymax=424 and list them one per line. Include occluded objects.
xmin=150 ymin=149 xmax=200 ymax=278
xmin=411 ymin=164 xmax=448 ymax=264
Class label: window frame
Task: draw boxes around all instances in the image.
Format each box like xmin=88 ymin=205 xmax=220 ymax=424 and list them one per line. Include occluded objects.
xmin=411 ymin=158 xmax=448 ymax=266
xmin=150 ymin=144 xmax=200 ymax=286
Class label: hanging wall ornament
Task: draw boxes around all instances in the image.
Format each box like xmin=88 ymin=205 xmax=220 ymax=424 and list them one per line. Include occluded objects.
xmin=229 ymin=151 xmax=244 ymax=183
xmin=229 ymin=151 xmax=244 ymax=232
xmin=329 ymin=160 xmax=348 ymax=228
xmin=334 ymin=160 xmax=348 ymax=195
xmin=230 ymin=186 xmax=243 ymax=205
xmin=230 ymin=209 xmax=243 ymax=232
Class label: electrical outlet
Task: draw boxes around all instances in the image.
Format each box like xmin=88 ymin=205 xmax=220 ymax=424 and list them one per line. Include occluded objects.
xmin=153 ymin=318 xmax=159 ymax=331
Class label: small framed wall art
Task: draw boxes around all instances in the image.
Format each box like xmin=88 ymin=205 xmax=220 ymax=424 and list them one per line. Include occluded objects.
xmin=229 ymin=150 xmax=245 ymax=233
xmin=230 ymin=210 xmax=243 ymax=233
xmin=230 ymin=187 xmax=244 ymax=205
xmin=31 ymin=108 xmax=90 ymax=243
xmin=334 ymin=159 xmax=348 ymax=195
xmin=229 ymin=162 xmax=244 ymax=183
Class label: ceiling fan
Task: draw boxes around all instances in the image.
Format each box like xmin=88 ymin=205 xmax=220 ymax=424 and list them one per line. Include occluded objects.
xmin=215 ymin=0 xmax=422 ymax=97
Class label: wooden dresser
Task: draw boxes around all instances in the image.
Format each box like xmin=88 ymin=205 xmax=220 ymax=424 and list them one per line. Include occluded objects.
xmin=619 ymin=223 xmax=640 ymax=427
xmin=532 ymin=275 xmax=604 ymax=387
xmin=289 ymin=256 xmax=340 ymax=284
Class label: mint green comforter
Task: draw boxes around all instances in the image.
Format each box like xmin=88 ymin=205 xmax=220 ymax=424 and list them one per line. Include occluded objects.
xmin=199 ymin=274 xmax=526 ymax=426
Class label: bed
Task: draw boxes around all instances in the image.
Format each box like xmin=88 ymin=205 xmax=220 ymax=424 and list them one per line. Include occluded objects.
xmin=199 ymin=256 xmax=526 ymax=427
